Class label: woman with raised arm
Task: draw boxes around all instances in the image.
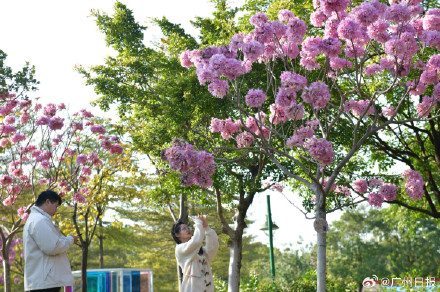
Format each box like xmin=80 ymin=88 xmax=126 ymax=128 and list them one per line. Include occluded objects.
xmin=171 ymin=214 xmax=219 ymax=292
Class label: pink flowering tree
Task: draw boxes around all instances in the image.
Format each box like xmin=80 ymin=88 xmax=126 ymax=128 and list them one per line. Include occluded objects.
xmin=166 ymin=1 xmax=440 ymax=290
xmin=54 ymin=118 xmax=127 ymax=292
xmin=0 ymin=94 xmax=124 ymax=292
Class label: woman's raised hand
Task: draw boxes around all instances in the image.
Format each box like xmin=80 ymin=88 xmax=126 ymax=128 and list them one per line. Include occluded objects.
xmin=196 ymin=213 xmax=208 ymax=228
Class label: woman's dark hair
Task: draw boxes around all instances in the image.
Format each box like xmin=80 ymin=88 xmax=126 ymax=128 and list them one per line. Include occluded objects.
xmin=171 ymin=220 xmax=204 ymax=282
xmin=35 ymin=190 xmax=62 ymax=207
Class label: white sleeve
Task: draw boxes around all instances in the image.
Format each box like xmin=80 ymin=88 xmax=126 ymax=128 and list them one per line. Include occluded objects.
xmin=30 ymin=219 xmax=74 ymax=256
xmin=204 ymin=227 xmax=219 ymax=263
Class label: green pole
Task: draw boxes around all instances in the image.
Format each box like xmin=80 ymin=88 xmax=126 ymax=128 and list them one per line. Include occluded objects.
xmin=267 ymin=194 xmax=276 ymax=281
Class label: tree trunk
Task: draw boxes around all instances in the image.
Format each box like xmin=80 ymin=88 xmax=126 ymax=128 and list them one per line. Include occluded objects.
xmin=358 ymin=282 xmax=363 ymax=292
xmin=2 ymin=238 xmax=12 ymax=292
xmin=316 ymin=208 xmax=327 ymax=292
xmin=98 ymin=218 xmax=104 ymax=269
xmin=227 ymin=235 xmax=243 ymax=292
xmin=81 ymin=245 xmax=88 ymax=292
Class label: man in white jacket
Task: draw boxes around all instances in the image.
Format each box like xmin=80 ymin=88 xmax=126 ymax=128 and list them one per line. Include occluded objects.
xmin=23 ymin=190 xmax=79 ymax=292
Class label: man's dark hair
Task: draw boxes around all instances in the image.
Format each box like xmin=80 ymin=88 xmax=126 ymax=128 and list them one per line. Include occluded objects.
xmin=35 ymin=190 xmax=62 ymax=207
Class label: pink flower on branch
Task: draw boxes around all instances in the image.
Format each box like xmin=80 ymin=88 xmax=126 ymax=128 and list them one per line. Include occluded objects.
xmin=330 ymin=58 xmax=352 ymax=70
xmin=379 ymin=183 xmax=398 ymax=201
xmin=2 ymin=195 xmax=14 ymax=206
xmin=369 ymin=178 xmax=383 ymax=187
xmin=48 ymin=117 xmax=64 ymax=130
xmin=368 ymin=192 xmax=384 ymax=207
xmin=305 ymin=137 xmax=334 ymax=167
xmin=302 ymin=82 xmax=330 ymax=110
xmin=0 ymin=175 xmax=13 ymax=186
xmin=208 ymin=79 xmax=229 ymax=98
xmin=76 ymin=154 xmax=87 ymax=165
xmin=278 ymin=9 xmax=295 ymax=22
xmin=0 ymin=125 xmax=16 ymax=136
xmin=245 ymin=89 xmax=266 ymax=108
xmin=236 ymin=131 xmax=255 ymax=148
xmin=110 ymin=144 xmax=123 ymax=155
xmin=40 ymin=161 xmax=51 ymax=170
xmin=344 ymin=99 xmax=375 ymax=117
xmin=280 ymin=71 xmax=307 ymax=92
xmin=402 ymin=169 xmax=425 ymax=200
xmin=72 ymin=192 xmax=86 ymax=203
xmin=180 ymin=50 xmax=193 ymax=68
xmin=162 ymin=139 xmax=216 ymax=188
xmin=20 ymin=113 xmax=30 ymax=124
xmin=0 ymin=138 xmax=10 ymax=147
xmin=90 ymin=124 xmax=106 ymax=134
xmin=4 ymin=116 xmax=15 ymax=125
xmin=11 ymin=133 xmax=26 ymax=144
xmin=384 ymin=4 xmax=411 ymax=23
xmin=43 ymin=104 xmax=57 ymax=117
xmin=416 ymin=96 xmax=435 ymax=117
xmin=353 ymin=179 xmax=368 ymax=194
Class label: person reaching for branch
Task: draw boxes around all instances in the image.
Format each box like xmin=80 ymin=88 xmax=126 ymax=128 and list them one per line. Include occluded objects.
xmin=171 ymin=214 xmax=219 ymax=292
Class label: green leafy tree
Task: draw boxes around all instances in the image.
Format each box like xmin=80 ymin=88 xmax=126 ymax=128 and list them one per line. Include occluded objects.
xmin=77 ymin=2 xmax=288 ymax=291
xmin=327 ymin=206 xmax=440 ymax=291
xmin=0 ymin=49 xmax=38 ymax=98
xmin=160 ymin=0 xmax=440 ymax=290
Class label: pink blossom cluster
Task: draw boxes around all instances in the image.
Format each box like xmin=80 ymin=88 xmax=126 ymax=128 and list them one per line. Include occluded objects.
xmin=353 ymin=179 xmax=368 ymax=194
xmin=210 ymin=112 xmax=269 ymax=148
xmin=382 ymin=106 xmax=395 ymax=117
xmin=334 ymin=186 xmax=351 ymax=197
xmin=416 ymin=96 xmax=435 ymax=117
xmin=0 ymin=125 xmax=16 ymax=136
xmin=306 ymin=0 xmax=440 ymax=83
xmin=379 ymin=183 xmax=398 ymax=201
xmin=406 ymin=79 xmax=427 ymax=96
xmin=236 ymin=131 xmax=255 ymax=148
xmin=96 ymin=134 xmax=124 ymax=156
xmin=286 ymin=125 xmax=315 ymax=147
xmin=17 ymin=206 xmax=29 ymax=222
xmin=301 ymin=82 xmax=331 ymax=110
xmin=245 ymin=114 xmax=271 ymax=140
xmin=245 ymin=89 xmax=266 ymax=107
xmin=180 ymin=10 xmax=309 ymax=95
xmin=91 ymin=124 xmax=106 ymax=134
xmin=402 ymin=169 xmax=425 ymax=200
xmin=162 ymin=139 xmax=215 ymax=188
xmin=210 ymin=118 xmax=242 ymax=139
xmin=0 ymin=100 xmax=19 ymax=117
xmin=368 ymin=191 xmax=384 ymax=207
xmin=352 ymin=177 xmax=399 ymax=207
xmin=275 ymin=71 xmax=307 ymax=109
xmin=364 ymin=64 xmax=383 ymax=76
xmin=180 ymin=45 xmax=245 ymax=87
xmin=110 ymin=144 xmax=123 ymax=155
xmin=369 ymin=178 xmax=384 ymax=187
xmin=207 ymin=79 xmax=229 ymax=98
xmin=329 ymin=57 xmax=352 ymax=70
xmin=262 ymin=177 xmax=284 ymax=192
xmin=72 ymin=192 xmax=86 ymax=203
xmin=344 ymin=99 xmax=375 ymax=117
xmin=305 ymin=137 xmax=334 ymax=167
